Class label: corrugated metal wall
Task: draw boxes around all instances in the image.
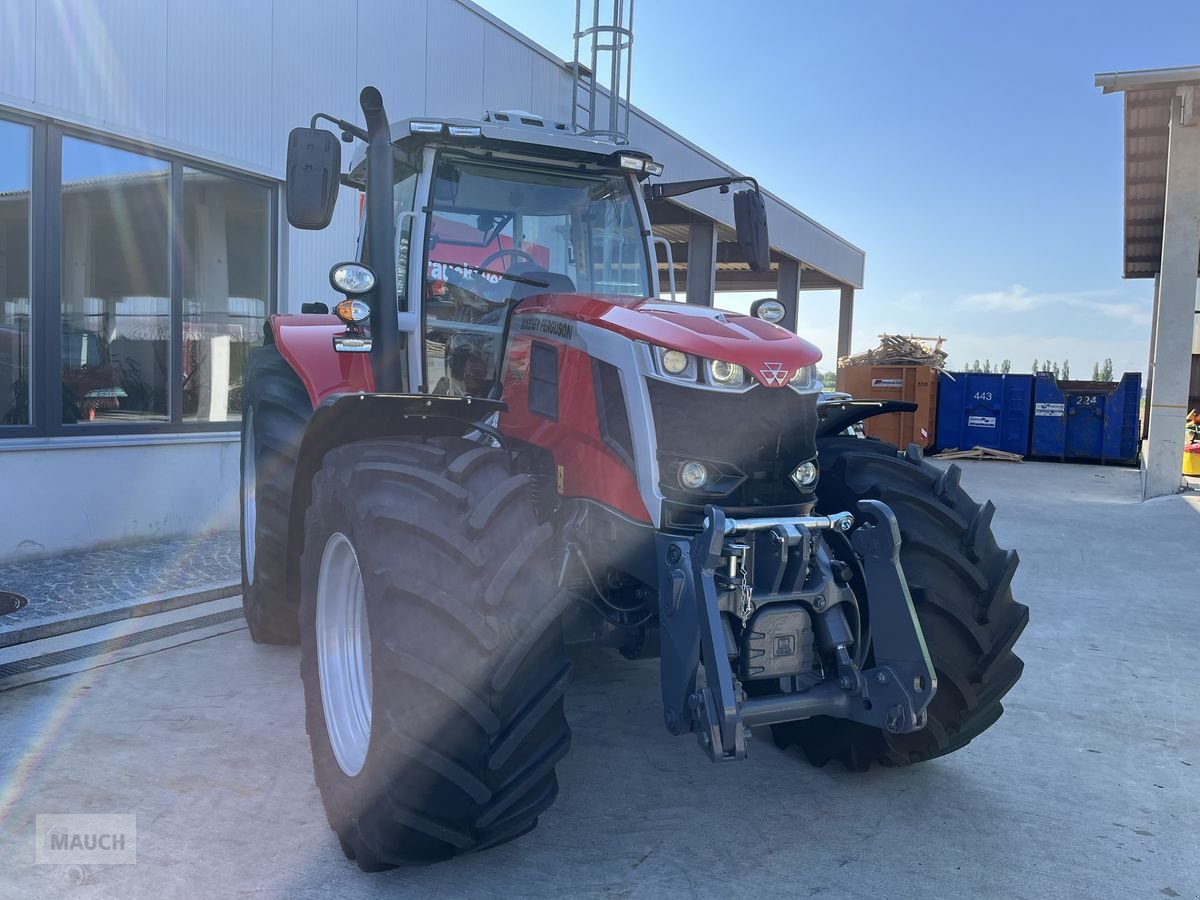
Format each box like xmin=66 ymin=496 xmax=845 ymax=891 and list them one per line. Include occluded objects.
xmin=0 ymin=0 xmax=865 ymax=309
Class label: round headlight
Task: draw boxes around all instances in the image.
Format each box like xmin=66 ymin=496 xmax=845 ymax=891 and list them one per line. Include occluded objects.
xmin=329 ymin=262 xmax=376 ymax=296
xmin=334 ymin=298 xmax=371 ymax=325
xmin=750 ymin=298 xmax=787 ymax=324
xmin=678 ymin=460 xmax=709 ymax=490
xmin=709 ymin=359 xmax=744 ymax=386
xmin=661 ymin=349 xmax=690 ymax=375
xmin=790 ymin=460 xmax=819 ymax=490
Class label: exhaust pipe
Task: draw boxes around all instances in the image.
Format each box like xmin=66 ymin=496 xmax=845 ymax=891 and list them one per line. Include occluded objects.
xmin=359 ymin=86 xmax=407 ymax=394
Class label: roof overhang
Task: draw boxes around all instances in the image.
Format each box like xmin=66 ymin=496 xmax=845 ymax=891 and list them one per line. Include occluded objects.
xmin=1095 ymin=65 xmax=1200 ymax=278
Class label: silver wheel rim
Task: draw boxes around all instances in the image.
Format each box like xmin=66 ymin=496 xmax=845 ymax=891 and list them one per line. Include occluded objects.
xmin=242 ymin=407 xmax=256 ymax=583
xmin=316 ymin=531 xmax=373 ymax=777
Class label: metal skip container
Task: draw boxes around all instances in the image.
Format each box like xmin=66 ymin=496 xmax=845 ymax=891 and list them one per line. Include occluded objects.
xmin=936 ymin=373 xmax=1035 ymax=456
xmin=1030 ymin=372 xmax=1142 ymax=465
xmin=835 ymin=365 xmax=939 ymax=449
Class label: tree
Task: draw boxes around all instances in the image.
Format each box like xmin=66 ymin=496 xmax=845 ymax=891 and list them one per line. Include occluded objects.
xmin=1062 ymin=359 xmax=1070 ymax=380
xmin=1032 ymin=358 xmax=1039 ymax=374
xmin=1092 ymin=362 xmax=1101 ymax=381
xmin=972 ymin=359 xmax=982 ymax=373
xmin=983 ymin=359 xmax=993 ymax=373
xmin=1100 ymin=358 xmax=1114 ymax=381
xmin=1051 ymin=362 xmax=1060 ymax=379
xmin=1001 ymin=359 xmax=1012 ymax=374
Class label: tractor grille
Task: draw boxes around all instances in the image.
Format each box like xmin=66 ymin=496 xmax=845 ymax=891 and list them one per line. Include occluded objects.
xmin=647 ymin=379 xmax=818 ymax=511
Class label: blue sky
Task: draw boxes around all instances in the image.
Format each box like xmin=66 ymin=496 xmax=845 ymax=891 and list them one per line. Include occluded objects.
xmin=476 ymin=0 xmax=1200 ymax=375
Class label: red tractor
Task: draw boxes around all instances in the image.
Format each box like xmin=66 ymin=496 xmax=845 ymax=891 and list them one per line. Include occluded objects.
xmin=241 ymin=88 xmax=1027 ymax=869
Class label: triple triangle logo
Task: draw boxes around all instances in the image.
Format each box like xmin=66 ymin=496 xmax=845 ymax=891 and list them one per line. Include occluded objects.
xmin=759 ymin=361 xmax=788 ymax=386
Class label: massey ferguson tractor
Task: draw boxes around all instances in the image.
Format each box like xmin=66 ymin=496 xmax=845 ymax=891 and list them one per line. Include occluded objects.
xmin=240 ymin=87 xmax=1028 ymax=870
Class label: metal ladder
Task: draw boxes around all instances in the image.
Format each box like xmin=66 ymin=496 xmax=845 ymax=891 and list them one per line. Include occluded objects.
xmin=571 ymin=0 xmax=635 ymax=143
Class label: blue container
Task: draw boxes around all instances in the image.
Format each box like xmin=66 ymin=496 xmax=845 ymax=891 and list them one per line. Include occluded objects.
xmin=1030 ymin=372 xmax=1141 ymax=465
xmin=936 ymin=373 xmax=1034 ymax=455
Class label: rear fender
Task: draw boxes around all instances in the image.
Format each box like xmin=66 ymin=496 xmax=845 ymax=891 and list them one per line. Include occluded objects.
xmin=284 ymin=393 xmax=507 ymax=605
xmin=816 ymin=398 xmax=918 ymax=438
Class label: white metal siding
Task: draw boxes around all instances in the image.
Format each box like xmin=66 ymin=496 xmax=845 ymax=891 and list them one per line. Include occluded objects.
xmin=423 ymin=0 xmax=486 ymax=119
xmin=166 ymin=0 xmax=273 ymax=171
xmin=34 ymin=0 xmax=169 ymax=136
xmin=0 ymin=0 xmax=37 ymax=104
xmin=356 ymin=0 xmax=429 ymax=127
xmin=482 ymin=26 xmax=535 ymax=114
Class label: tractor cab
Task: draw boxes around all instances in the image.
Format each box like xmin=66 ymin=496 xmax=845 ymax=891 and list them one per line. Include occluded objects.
xmin=364 ymin=115 xmax=657 ymax=398
xmin=283 ymin=89 xmax=769 ymax=403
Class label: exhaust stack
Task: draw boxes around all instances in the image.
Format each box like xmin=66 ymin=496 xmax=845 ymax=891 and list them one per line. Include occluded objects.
xmin=359 ymin=86 xmax=406 ymax=393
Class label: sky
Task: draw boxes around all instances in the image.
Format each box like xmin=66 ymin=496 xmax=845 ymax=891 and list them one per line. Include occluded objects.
xmin=474 ymin=0 xmax=1200 ymax=376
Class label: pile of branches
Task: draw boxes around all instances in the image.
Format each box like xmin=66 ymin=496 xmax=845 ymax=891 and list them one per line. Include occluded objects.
xmin=839 ymin=334 xmax=948 ymax=370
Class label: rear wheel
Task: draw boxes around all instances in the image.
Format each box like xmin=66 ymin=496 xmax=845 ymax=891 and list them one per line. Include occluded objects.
xmin=299 ymin=437 xmax=572 ymax=868
xmin=771 ymin=436 xmax=1028 ymax=770
xmin=240 ymin=344 xmax=311 ymax=645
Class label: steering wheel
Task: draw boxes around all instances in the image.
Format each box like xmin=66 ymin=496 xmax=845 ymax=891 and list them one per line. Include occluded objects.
xmin=479 ymin=247 xmax=539 ymax=273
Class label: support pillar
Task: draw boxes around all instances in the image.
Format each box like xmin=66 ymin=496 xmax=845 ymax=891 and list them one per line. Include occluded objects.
xmin=1144 ymin=88 xmax=1200 ymax=499
xmin=776 ymin=257 xmax=799 ymax=333
xmin=837 ymin=286 xmax=854 ymax=360
xmin=685 ymin=220 xmax=716 ymax=306
xmin=1143 ymin=273 xmax=1160 ymax=440
xmin=195 ymin=186 xmax=230 ymax=421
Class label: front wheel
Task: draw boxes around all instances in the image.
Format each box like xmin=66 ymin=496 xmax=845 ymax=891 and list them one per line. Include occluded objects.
xmin=298 ymin=436 xmax=572 ymax=868
xmin=771 ymin=437 xmax=1028 ymax=769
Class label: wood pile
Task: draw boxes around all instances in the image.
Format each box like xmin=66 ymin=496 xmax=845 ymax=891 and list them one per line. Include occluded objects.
xmin=839 ymin=334 xmax=948 ymax=370
xmin=931 ymin=446 xmax=1023 ymax=462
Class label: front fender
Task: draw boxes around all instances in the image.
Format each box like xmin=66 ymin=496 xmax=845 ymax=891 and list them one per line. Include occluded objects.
xmin=816 ymin=398 xmax=918 ymax=438
xmin=269 ymin=313 xmax=374 ymax=406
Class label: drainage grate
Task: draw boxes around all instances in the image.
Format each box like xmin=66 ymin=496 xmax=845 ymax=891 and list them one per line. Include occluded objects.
xmin=0 ymin=607 xmax=244 ymax=681
xmin=0 ymin=591 xmax=29 ymax=616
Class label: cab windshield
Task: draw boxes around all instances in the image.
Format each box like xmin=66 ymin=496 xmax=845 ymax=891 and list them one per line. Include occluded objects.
xmin=422 ymin=155 xmax=650 ymax=396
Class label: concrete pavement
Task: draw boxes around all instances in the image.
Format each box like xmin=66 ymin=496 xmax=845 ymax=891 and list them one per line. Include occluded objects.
xmin=0 ymin=461 xmax=1197 ymax=898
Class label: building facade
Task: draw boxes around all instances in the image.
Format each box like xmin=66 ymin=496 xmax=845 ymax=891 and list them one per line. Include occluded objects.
xmin=0 ymin=0 xmax=865 ymax=561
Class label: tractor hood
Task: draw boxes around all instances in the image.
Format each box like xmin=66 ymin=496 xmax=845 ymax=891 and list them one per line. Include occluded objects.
xmin=517 ymin=294 xmax=822 ymax=387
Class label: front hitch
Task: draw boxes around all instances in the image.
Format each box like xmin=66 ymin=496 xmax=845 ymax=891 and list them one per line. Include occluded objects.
xmin=656 ymin=503 xmax=937 ymax=762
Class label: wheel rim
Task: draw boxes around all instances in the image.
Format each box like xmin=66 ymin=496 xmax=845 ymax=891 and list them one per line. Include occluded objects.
xmin=242 ymin=407 xmax=256 ymax=584
xmin=316 ymin=531 xmax=373 ymax=777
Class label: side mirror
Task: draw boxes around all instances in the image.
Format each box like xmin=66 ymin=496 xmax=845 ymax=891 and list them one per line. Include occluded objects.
xmin=733 ymin=189 xmax=770 ymax=272
xmin=285 ymin=127 xmax=341 ymax=229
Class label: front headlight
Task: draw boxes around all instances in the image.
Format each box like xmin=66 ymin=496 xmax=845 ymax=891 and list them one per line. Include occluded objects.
xmin=708 ymin=359 xmax=744 ymax=386
xmin=653 ymin=345 xmax=698 ymax=382
xmin=789 ymin=364 xmax=818 ymax=392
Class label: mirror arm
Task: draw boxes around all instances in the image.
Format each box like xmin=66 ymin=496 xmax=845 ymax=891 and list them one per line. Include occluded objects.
xmin=644 ymin=174 xmax=760 ymax=203
xmin=311 ymin=112 xmax=369 ymax=144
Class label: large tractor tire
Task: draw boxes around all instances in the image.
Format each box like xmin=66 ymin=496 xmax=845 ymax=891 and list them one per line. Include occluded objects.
xmin=772 ymin=436 xmax=1028 ymax=770
xmin=298 ymin=437 xmax=572 ymax=869
xmin=240 ymin=344 xmax=312 ymax=645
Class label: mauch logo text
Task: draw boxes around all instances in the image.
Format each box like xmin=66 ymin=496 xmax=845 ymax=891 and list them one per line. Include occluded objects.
xmin=36 ymin=815 xmax=137 ymax=865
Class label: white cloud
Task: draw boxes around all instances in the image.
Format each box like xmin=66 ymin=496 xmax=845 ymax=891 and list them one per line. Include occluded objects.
xmin=959 ymin=284 xmax=1151 ymax=326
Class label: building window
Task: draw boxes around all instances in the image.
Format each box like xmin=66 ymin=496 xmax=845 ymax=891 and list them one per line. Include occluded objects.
xmin=61 ymin=137 xmax=171 ymax=424
xmin=181 ymin=168 xmax=270 ymax=422
xmin=0 ymin=118 xmax=33 ymax=426
xmin=0 ymin=112 xmax=276 ymax=438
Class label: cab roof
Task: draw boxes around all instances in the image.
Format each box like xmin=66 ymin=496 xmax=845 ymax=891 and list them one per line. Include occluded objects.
xmin=348 ymin=110 xmax=658 ymax=175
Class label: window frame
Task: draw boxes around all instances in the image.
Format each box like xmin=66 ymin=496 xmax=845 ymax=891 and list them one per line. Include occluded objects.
xmin=0 ymin=109 xmax=43 ymax=438
xmin=0 ymin=109 xmax=278 ymax=439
